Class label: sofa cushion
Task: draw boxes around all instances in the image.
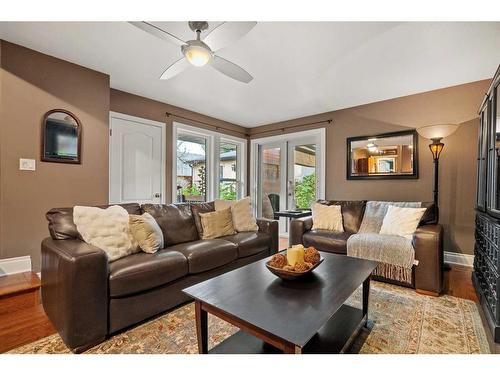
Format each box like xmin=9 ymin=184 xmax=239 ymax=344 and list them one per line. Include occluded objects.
xmin=191 ymin=202 xmax=215 ymax=239
xmin=302 ymin=230 xmax=353 ymax=254
xmin=73 ymin=205 xmax=140 ymax=262
xmin=311 ymin=203 xmax=344 ymax=232
xmin=199 ymin=208 xmax=236 ymax=239
xmin=141 ymin=203 xmax=198 ymax=246
xmin=316 ymin=200 xmax=366 ymax=233
xmin=420 ymin=202 xmax=438 ymax=225
xmin=167 ymin=239 xmax=238 ymax=274
xmin=109 ymin=249 xmax=188 ymax=297
xmin=129 ymin=212 xmax=164 ymax=253
xmin=46 ymin=203 xmax=142 ymax=240
xmin=221 ymin=232 xmax=271 ymax=258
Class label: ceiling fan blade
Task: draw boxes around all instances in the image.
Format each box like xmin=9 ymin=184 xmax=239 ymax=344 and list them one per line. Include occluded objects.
xmin=129 ymin=21 xmax=186 ymax=47
xmin=203 ymin=22 xmax=257 ymax=52
xmin=210 ymin=55 xmax=253 ymax=83
xmin=160 ymin=57 xmax=191 ymax=80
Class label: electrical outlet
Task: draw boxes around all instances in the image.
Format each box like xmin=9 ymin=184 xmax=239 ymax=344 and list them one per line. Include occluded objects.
xmin=19 ymin=158 xmax=36 ymax=171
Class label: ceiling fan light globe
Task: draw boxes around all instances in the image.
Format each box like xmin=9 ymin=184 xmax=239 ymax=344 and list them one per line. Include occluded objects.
xmin=182 ymin=44 xmax=212 ymax=67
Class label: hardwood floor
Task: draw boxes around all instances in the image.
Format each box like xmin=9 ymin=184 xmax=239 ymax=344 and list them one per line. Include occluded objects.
xmin=0 ymin=303 xmax=55 ymax=353
xmin=0 ymin=251 xmax=491 ymax=353
xmin=0 ymin=272 xmax=56 ymax=353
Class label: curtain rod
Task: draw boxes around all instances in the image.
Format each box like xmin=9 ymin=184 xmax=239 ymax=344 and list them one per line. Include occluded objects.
xmin=250 ymin=119 xmax=333 ymax=136
xmin=165 ymin=112 xmax=249 ymax=137
xmin=166 ymin=112 xmax=332 ymax=137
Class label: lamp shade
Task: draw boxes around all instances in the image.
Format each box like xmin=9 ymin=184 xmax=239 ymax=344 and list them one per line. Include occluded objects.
xmin=416 ymin=124 xmax=459 ymax=140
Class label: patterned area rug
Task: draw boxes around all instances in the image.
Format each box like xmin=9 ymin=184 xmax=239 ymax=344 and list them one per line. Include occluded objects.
xmin=8 ymin=281 xmax=490 ymax=354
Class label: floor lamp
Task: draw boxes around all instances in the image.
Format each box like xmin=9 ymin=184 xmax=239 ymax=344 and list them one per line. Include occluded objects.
xmin=417 ymin=124 xmax=459 ymax=270
xmin=416 ymin=124 xmax=459 ymax=223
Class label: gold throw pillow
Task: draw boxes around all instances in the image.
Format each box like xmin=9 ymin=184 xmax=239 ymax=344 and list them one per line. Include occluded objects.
xmin=129 ymin=212 xmax=164 ymax=253
xmin=312 ymin=203 xmax=344 ymax=232
xmin=199 ymin=207 xmax=236 ymax=239
xmin=214 ymin=197 xmax=259 ymax=232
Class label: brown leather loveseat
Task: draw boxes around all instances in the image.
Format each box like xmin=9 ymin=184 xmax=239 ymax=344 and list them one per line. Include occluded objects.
xmin=289 ymin=200 xmax=443 ymax=296
xmin=41 ymin=202 xmax=278 ymax=353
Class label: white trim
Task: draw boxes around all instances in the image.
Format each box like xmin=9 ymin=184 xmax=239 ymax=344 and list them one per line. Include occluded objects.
xmin=109 ymin=111 xmax=167 ymax=204
xmin=172 ymin=122 xmax=247 ymax=203
xmin=250 ymin=127 xmax=326 ymax=215
xmin=0 ymin=256 xmax=32 ymax=276
xmin=444 ymin=251 xmax=474 ymax=267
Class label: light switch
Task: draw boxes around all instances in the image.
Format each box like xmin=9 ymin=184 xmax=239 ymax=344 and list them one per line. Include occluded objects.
xmin=19 ymin=158 xmax=36 ymax=171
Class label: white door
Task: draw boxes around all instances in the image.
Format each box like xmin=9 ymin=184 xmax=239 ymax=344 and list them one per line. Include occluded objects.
xmin=109 ymin=113 xmax=165 ymax=204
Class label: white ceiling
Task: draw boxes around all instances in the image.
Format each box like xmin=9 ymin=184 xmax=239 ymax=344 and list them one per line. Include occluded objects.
xmin=1 ymin=22 xmax=499 ymax=127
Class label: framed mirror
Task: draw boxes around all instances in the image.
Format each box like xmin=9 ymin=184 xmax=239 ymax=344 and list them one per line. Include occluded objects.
xmin=41 ymin=109 xmax=82 ymax=164
xmin=347 ymin=130 xmax=418 ymax=180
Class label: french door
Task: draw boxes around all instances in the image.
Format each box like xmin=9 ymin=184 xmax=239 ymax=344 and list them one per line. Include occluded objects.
xmin=253 ymin=129 xmax=325 ymax=235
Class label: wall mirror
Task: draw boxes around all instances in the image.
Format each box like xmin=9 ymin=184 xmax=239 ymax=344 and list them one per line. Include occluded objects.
xmin=41 ymin=109 xmax=81 ymax=163
xmin=347 ymin=130 xmax=418 ymax=179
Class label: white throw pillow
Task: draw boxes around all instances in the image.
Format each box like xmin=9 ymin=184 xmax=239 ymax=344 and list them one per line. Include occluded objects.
xmin=73 ymin=205 xmax=139 ymax=262
xmin=214 ymin=197 xmax=259 ymax=232
xmin=379 ymin=205 xmax=427 ymax=239
xmin=312 ymin=203 xmax=344 ymax=232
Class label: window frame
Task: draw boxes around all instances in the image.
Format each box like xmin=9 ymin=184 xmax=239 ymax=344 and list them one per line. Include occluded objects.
xmin=172 ymin=122 xmax=247 ymax=203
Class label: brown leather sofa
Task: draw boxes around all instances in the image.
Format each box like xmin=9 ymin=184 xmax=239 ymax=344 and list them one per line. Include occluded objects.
xmin=289 ymin=200 xmax=443 ymax=295
xmin=41 ymin=202 xmax=278 ymax=353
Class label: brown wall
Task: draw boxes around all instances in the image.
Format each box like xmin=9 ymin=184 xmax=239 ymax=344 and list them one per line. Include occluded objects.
xmin=250 ymin=80 xmax=489 ymax=255
xmin=110 ymin=89 xmax=248 ymax=203
xmin=0 ymin=39 xmax=488 ymax=273
xmin=0 ymin=41 xmax=110 ymax=271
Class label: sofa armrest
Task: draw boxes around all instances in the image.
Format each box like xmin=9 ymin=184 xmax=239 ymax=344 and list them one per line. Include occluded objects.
xmin=41 ymin=238 xmax=109 ymax=352
xmin=257 ymin=218 xmax=279 ymax=255
xmin=413 ymin=224 xmax=443 ymax=295
xmin=289 ymin=216 xmax=313 ymax=248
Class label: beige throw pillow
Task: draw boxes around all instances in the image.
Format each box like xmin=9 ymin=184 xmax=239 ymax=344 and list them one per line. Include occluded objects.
xmin=73 ymin=205 xmax=139 ymax=262
xmin=312 ymin=203 xmax=344 ymax=232
xmin=379 ymin=205 xmax=427 ymax=239
xmin=199 ymin=207 xmax=236 ymax=239
xmin=129 ymin=212 xmax=164 ymax=253
xmin=214 ymin=197 xmax=259 ymax=232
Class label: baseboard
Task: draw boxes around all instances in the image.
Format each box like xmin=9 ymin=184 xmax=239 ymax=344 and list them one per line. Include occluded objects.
xmin=444 ymin=251 xmax=474 ymax=267
xmin=0 ymin=256 xmax=32 ymax=276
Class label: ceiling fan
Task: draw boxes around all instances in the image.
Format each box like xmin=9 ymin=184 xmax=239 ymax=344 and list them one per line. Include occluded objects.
xmin=129 ymin=21 xmax=256 ymax=83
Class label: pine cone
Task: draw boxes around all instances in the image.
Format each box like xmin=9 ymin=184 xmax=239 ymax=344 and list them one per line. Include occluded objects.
xmin=268 ymin=253 xmax=287 ymax=269
xmin=304 ymin=247 xmax=321 ymax=264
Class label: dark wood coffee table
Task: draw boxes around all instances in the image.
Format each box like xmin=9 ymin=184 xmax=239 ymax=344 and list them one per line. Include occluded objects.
xmin=183 ymin=252 xmax=378 ymax=354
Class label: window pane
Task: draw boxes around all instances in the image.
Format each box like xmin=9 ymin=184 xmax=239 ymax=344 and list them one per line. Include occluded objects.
xmin=261 ymin=147 xmax=281 ymax=219
xmin=219 ymin=142 xmax=238 ymax=200
xmin=293 ymin=144 xmax=316 ymax=209
xmin=176 ymin=134 xmax=207 ymax=203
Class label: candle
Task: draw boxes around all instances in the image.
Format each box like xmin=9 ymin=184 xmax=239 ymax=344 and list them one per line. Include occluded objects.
xmin=287 ymin=244 xmax=305 ymax=266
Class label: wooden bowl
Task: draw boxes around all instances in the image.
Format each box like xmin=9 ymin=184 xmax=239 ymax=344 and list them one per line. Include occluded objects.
xmin=266 ymin=257 xmax=324 ymax=280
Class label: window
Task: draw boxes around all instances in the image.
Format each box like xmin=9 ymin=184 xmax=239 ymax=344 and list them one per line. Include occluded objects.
xmin=219 ymin=142 xmax=238 ymax=200
xmin=173 ymin=123 xmax=246 ymax=203
xmin=176 ymin=134 xmax=207 ymax=203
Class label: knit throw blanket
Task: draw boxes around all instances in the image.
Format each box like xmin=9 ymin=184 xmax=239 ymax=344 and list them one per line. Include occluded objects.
xmin=347 ymin=201 xmax=422 ymax=284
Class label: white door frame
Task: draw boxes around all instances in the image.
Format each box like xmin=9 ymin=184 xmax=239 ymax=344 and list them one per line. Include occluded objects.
xmin=250 ymin=128 xmax=326 ymax=216
xmin=172 ymin=122 xmax=247 ymax=203
xmin=109 ymin=111 xmax=167 ymax=204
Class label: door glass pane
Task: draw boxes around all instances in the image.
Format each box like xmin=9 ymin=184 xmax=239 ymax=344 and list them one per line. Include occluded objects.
xmin=293 ymin=144 xmax=316 ymax=209
xmin=176 ymin=134 xmax=207 ymax=203
xmin=261 ymin=147 xmax=281 ymax=219
xmin=219 ymin=142 xmax=238 ymax=200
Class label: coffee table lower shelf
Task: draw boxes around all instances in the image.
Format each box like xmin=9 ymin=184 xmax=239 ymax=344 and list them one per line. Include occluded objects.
xmin=209 ymin=304 xmax=366 ymax=354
